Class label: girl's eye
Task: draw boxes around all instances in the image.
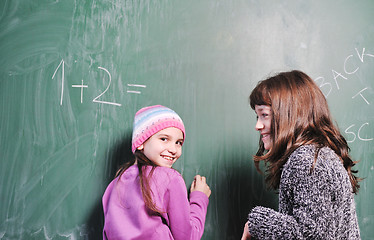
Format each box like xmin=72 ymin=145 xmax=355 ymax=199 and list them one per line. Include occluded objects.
xmin=160 ymin=137 xmax=167 ymax=141
xmin=177 ymin=140 xmax=184 ymax=146
xmin=256 ymin=114 xmax=268 ymax=119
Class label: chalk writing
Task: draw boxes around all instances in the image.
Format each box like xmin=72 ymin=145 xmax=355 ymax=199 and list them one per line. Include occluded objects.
xmin=355 ymin=47 xmax=374 ymax=62
xmin=331 ymin=69 xmax=347 ymax=90
xmin=315 ymin=47 xmax=373 ymax=99
xmin=72 ymin=79 xmax=88 ymax=103
xmin=315 ymin=76 xmax=332 ymax=97
xmin=127 ymin=84 xmax=146 ymax=94
xmin=315 ymin=47 xmax=373 ymax=143
xmin=352 ymin=87 xmax=370 ymax=105
xmin=52 ymin=59 xmax=147 ymax=106
xmin=51 ymin=59 xmax=65 ymax=105
xmin=344 ymin=123 xmax=374 ymax=143
xmin=93 ymin=67 xmax=121 ymax=106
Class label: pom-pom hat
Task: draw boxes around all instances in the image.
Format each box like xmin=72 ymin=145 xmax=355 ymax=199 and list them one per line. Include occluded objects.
xmin=131 ymin=105 xmax=185 ymax=153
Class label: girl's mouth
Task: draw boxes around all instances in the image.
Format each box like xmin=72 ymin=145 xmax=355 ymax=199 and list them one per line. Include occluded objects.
xmin=262 ymin=134 xmax=270 ymax=140
xmin=162 ymin=155 xmax=174 ymax=161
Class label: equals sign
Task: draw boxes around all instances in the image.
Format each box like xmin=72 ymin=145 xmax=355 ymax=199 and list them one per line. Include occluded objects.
xmin=127 ymin=84 xmax=146 ymax=94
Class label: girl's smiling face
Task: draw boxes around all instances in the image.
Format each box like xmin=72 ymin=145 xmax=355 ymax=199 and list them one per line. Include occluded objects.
xmin=255 ymin=105 xmax=273 ymax=150
xmin=138 ymin=127 xmax=184 ymax=168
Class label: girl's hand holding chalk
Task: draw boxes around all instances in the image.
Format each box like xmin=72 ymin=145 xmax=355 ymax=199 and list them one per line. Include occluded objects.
xmin=191 ymin=175 xmax=211 ymax=197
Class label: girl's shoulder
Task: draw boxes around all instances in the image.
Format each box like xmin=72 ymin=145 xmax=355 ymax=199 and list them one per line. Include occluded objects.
xmin=149 ymin=167 xmax=187 ymax=193
xmin=284 ymin=145 xmax=318 ymax=173
xmin=281 ymin=145 xmax=318 ymax=183
xmin=118 ymin=165 xmax=182 ymax=180
xmin=288 ymin=145 xmax=338 ymax=162
xmin=154 ymin=166 xmax=181 ymax=176
xmin=147 ymin=166 xmax=183 ymax=182
xmin=287 ymin=145 xmax=316 ymax=164
xmin=290 ymin=144 xmax=316 ymax=157
xmin=317 ymin=146 xmax=340 ymax=161
xmin=118 ymin=165 xmax=185 ymax=188
xmin=284 ymin=145 xmax=339 ymax=174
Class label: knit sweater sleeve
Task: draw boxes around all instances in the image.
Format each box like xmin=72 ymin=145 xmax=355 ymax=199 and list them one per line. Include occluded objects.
xmin=165 ymin=172 xmax=209 ymax=240
xmin=248 ymin=146 xmax=344 ymax=239
xmin=248 ymin=206 xmax=304 ymax=239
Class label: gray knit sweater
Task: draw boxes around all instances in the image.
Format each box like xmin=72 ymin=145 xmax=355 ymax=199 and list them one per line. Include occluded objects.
xmin=248 ymin=145 xmax=360 ymax=239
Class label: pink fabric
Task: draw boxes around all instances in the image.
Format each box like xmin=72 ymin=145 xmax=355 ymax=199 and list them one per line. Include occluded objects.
xmin=102 ymin=165 xmax=209 ymax=240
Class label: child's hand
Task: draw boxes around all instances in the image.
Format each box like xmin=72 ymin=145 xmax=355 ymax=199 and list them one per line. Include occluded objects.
xmin=190 ymin=175 xmax=211 ymax=198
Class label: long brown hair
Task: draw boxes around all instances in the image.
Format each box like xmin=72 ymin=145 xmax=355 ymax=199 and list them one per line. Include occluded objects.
xmin=116 ymin=151 xmax=163 ymax=214
xmin=249 ymin=70 xmax=360 ymax=193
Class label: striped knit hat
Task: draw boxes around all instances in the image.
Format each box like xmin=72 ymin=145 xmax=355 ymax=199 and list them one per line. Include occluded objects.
xmin=131 ymin=105 xmax=185 ymax=153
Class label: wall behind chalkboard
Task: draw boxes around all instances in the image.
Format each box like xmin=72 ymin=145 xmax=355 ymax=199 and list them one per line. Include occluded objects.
xmin=1 ymin=0 xmax=373 ymax=239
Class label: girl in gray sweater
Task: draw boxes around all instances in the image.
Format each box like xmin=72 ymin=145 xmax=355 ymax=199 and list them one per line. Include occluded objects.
xmin=241 ymin=70 xmax=361 ymax=239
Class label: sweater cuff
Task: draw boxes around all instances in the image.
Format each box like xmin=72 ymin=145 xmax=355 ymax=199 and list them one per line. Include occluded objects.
xmin=190 ymin=191 xmax=209 ymax=205
xmin=248 ymin=206 xmax=276 ymax=239
xmin=248 ymin=206 xmax=303 ymax=239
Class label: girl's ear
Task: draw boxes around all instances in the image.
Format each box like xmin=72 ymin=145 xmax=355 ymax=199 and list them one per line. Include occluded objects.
xmin=137 ymin=144 xmax=144 ymax=151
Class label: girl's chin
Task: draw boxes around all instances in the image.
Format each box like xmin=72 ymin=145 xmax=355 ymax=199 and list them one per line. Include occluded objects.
xmin=263 ymin=141 xmax=272 ymax=150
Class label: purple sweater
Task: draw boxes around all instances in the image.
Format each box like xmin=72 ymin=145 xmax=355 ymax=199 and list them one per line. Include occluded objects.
xmin=102 ymin=165 xmax=209 ymax=240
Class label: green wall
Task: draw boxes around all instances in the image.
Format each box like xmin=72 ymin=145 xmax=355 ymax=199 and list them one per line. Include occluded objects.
xmin=1 ymin=0 xmax=373 ymax=239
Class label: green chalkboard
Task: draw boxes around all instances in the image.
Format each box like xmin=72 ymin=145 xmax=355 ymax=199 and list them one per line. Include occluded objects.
xmin=1 ymin=0 xmax=374 ymax=239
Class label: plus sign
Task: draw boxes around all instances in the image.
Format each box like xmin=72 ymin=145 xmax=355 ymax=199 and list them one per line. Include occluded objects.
xmin=72 ymin=79 xmax=88 ymax=103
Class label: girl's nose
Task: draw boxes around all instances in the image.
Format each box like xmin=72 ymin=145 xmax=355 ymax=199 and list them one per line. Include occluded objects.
xmin=255 ymin=119 xmax=264 ymax=131
xmin=167 ymin=143 xmax=177 ymax=154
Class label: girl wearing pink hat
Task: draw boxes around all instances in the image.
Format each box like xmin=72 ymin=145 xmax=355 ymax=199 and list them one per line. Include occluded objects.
xmin=102 ymin=105 xmax=211 ymax=240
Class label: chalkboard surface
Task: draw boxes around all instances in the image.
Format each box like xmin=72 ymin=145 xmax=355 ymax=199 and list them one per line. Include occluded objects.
xmin=1 ymin=0 xmax=373 ymax=239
